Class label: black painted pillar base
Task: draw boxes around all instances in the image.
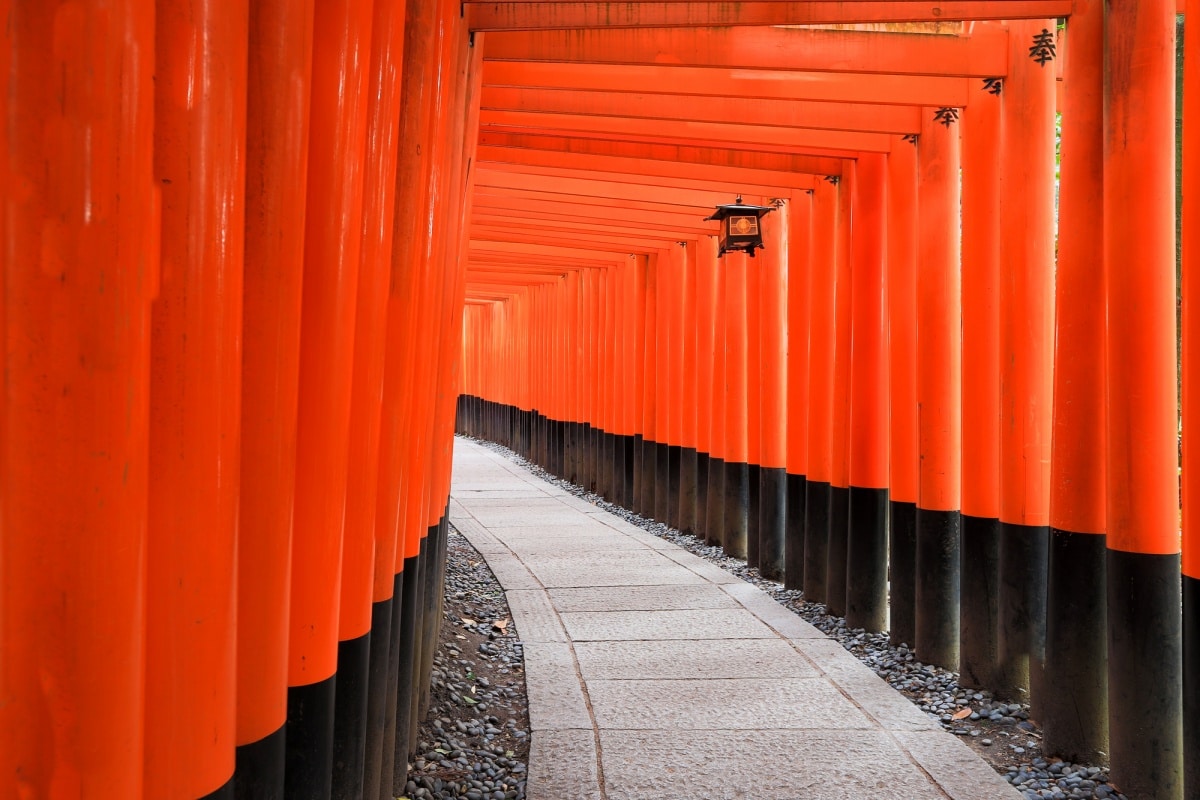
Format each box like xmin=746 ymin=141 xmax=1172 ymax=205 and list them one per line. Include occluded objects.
xmin=915 ymin=507 xmax=961 ymax=671
xmin=695 ymin=452 xmax=710 ymax=541
xmin=666 ymin=444 xmax=682 ymax=530
xmin=889 ymin=500 xmax=917 ymax=648
xmin=632 ymin=434 xmax=648 ymax=516
xmin=284 ymin=675 xmax=336 ymax=800
xmin=654 ymin=441 xmax=671 ymax=524
xmin=804 ymin=480 xmax=831 ymax=605
xmin=380 ymin=572 xmax=404 ymax=800
xmin=594 ymin=428 xmax=609 ymax=498
xmin=612 ymin=432 xmax=627 ymax=508
xmin=845 ymin=485 xmax=888 ymax=633
xmin=604 ymin=432 xmax=619 ymax=501
xmin=959 ymin=514 xmax=1001 ymax=690
xmin=332 ymin=632 xmax=370 ymax=800
xmin=746 ymin=464 xmax=761 ymax=570
xmin=362 ymin=597 xmax=394 ymax=800
xmin=759 ymin=467 xmax=787 ymax=581
xmin=783 ymin=472 xmax=806 ymax=591
xmin=1185 ymin=573 xmax=1199 ymax=800
xmin=722 ymin=459 xmax=750 ymax=560
xmin=678 ymin=446 xmax=698 ymax=536
xmin=998 ymin=521 xmax=1049 ymax=704
xmin=826 ymin=485 xmax=850 ymax=618
xmin=1107 ymin=549 xmax=1183 ymax=800
xmin=392 ymin=553 xmax=421 ymax=792
xmin=235 ymin=726 xmax=286 ymax=800
xmin=705 ymin=456 xmax=725 ymax=547
xmin=622 ymin=435 xmax=636 ymax=509
xmin=1041 ymin=528 xmax=1107 ymax=763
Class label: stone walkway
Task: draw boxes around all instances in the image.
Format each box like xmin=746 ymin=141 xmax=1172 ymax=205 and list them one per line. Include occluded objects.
xmin=448 ymin=438 xmax=1020 ymax=800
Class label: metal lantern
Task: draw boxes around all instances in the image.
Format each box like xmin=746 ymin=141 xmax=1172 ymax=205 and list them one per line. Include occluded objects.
xmin=705 ymin=195 xmax=774 ymax=258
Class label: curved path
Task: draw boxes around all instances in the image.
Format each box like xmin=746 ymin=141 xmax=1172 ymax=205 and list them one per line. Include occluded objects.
xmin=449 ymin=438 xmax=1020 ymax=800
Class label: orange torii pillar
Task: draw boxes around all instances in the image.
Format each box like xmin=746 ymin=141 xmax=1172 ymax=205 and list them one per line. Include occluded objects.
xmin=373 ymin=0 xmax=445 ymax=789
xmin=1105 ymin=0 xmax=1184 ymax=795
xmin=146 ymin=2 xmax=247 ymax=797
xmin=959 ymin=72 xmax=1002 ymax=690
xmin=286 ymin=0 xmax=373 ymax=794
xmin=1043 ymin=0 xmax=1107 ymax=763
xmin=759 ymin=206 xmax=789 ymax=581
xmin=666 ymin=246 xmax=686 ymax=529
xmin=335 ymin=1 xmax=407 ymax=795
xmin=887 ymin=135 xmax=920 ymax=648
xmin=565 ymin=271 xmax=582 ymax=486
xmin=1186 ymin=0 xmax=1200 ymax=792
xmin=707 ymin=246 xmax=730 ymax=546
xmin=678 ymin=243 xmax=702 ymax=536
xmin=1 ymin=4 xmax=155 ymax=794
xmin=914 ymin=107 xmax=962 ymax=670
xmin=746 ymin=242 xmax=764 ymax=568
xmin=827 ymin=169 xmax=854 ymax=618
xmin=628 ymin=255 xmax=649 ymax=508
xmin=656 ymin=247 xmax=678 ymax=525
xmin=235 ymin=2 xmax=314 ymax=795
xmin=784 ymin=192 xmax=813 ymax=591
xmin=997 ymin=18 xmax=1056 ymax=707
xmin=723 ymin=252 xmax=752 ymax=560
xmin=845 ymin=152 xmax=889 ymax=633
xmin=804 ymin=179 xmax=840 ymax=602
xmin=695 ymin=237 xmax=721 ymax=542
xmin=636 ymin=255 xmax=660 ymax=519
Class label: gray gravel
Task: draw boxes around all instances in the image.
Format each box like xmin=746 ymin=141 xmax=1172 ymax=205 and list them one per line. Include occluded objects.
xmin=461 ymin=434 xmax=1129 ymax=800
xmin=406 ymin=524 xmax=528 ymax=800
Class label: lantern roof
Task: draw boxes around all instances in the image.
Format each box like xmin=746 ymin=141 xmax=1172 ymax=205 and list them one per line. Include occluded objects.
xmin=704 ymin=195 xmax=775 ymax=222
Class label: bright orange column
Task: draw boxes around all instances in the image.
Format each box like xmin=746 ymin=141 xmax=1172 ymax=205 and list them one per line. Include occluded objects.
xmin=705 ymin=243 xmax=729 ymax=545
xmin=959 ymin=70 xmax=1002 ymax=691
xmin=997 ymin=17 xmax=1057 ymax=705
xmin=723 ymin=251 xmax=751 ymax=560
xmin=698 ymin=236 xmax=722 ymax=543
xmin=1185 ymin=0 xmax=1200 ymax=793
xmin=146 ymin=1 xmax=247 ymax=797
xmin=1104 ymin=0 xmax=1184 ymax=795
xmin=1043 ymin=0 xmax=1108 ymax=764
xmin=846 ymin=152 xmax=889 ymax=634
xmin=914 ymin=107 xmax=962 ymax=671
xmin=759 ymin=205 xmax=789 ymax=581
xmin=236 ymin=0 xmax=314 ymax=792
xmin=638 ymin=254 xmax=659 ymax=517
xmin=1 ymin=3 xmax=155 ymax=795
xmin=784 ymin=192 xmax=813 ymax=591
xmin=654 ymin=248 xmax=673 ymax=523
xmin=746 ymin=239 xmax=764 ymax=567
xmin=827 ymin=168 xmax=854 ymax=618
xmin=887 ymin=134 xmax=920 ymax=649
xmin=286 ymin=0 xmax=374 ymax=794
xmin=679 ymin=243 xmax=702 ymax=535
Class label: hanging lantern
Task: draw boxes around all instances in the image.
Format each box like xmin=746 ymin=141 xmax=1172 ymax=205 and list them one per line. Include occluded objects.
xmin=705 ymin=195 xmax=774 ymax=258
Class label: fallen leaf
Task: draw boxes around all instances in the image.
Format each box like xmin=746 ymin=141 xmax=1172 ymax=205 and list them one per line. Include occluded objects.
xmin=952 ymin=707 xmax=972 ymax=720
xmin=461 ymin=617 xmax=476 ymax=626
xmin=462 ymin=695 xmax=478 ymax=705
xmin=493 ymin=619 xmax=509 ymax=632
xmin=455 ymin=634 xmax=467 ymax=640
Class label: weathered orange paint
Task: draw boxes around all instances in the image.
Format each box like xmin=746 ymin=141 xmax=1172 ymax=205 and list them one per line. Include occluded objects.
xmin=2 ymin=2 xmax=155 ymax=794
xmin=1050 ymin=0 xmax=1105 ymax=537
xmin=999 ymin=19 xmax=1055 ymax=530
xmin=786 ymin=192 xmax=813 ymax=478
xmin=887 ymin=136 xmax=919 ymax=505
xmin=238 ymin=0 xmax=315 ymax=748
xmin=916 ymin=108 xmax=961 ymax=513
xmin=849 ymin=153 xmax=889 ymax=490
xmin=961 ymin=73 xmax=1001 ymax=521
xmin=146 ymin=0 xmax=248 ymax=794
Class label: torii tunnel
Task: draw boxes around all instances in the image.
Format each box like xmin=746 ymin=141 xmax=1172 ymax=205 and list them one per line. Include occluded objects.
xmin=2 ymin=1 xmax=1200 ymax=798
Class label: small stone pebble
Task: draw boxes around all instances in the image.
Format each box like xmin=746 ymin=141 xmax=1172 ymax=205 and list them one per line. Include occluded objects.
xmin=464 ymin=435 xmax=1127 ymax=800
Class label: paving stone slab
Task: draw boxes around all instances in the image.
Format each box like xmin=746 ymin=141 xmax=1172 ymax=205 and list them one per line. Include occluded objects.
xmin=586 ymin=677 xmax=874 ymax=730
xmin=657 ymin=548 xmax=742 ymax=584
xmin=522 ymin=642 xmax=594 ymax=731
xmin=599 ymin=729 xmax=949 ymax=800
xmin=573 ymin=638 xmax=818 ymax=680
xmin=547 ymin=584 xmax=741 ymax=613
xmin=526 ymin=730 xmax=601 ymax=800
xmin=505 ymin=589 xmax=568 ymax=643
xmin=492 ymin=533 xmax=650 ymax=554
xmin=795 ymin=638 xmax=939 ymax=732
xmin=469 ymin=507 xmax=595 ymax=527
xmin=480 ymin=555 xmax=542 ymax=591
xmin=558 ymin=608 xmax=777 ymax=642
xmin=892 ymin=731 xmax=1024 ymax=799
xmin=720 ymin=581 xmax=827 ymax=639
xmin=525 ymin=563 xmax=709 ymax=588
